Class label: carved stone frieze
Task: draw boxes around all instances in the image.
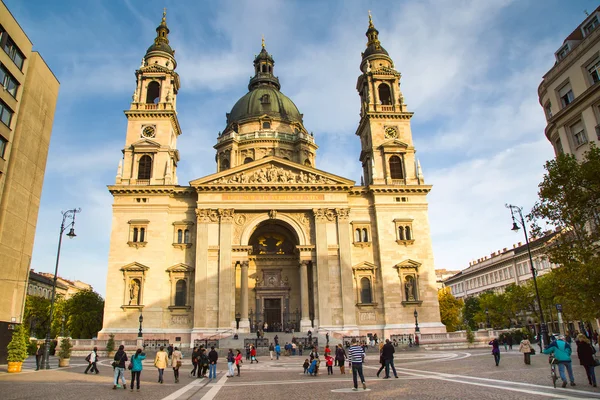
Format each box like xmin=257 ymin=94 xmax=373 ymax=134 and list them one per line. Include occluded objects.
xmin=269 ymin=210 xmax=277 ymax=219
xmin=313 ymin=208 xmax=335 ymax=222
xmin=336 ymin=208 xmax=350 ymax=221
xmin=232 ymin=213 xmax=260 ymax=244
xmin=195 ymin=208 xmax=219 ymax=223
xmin=218 ymin=208 xmax=235 ymax=223
xmin=288 ymin=212 xmax=312 ymax=242
xmin=212 ymin=164 xmax=336 ymax=185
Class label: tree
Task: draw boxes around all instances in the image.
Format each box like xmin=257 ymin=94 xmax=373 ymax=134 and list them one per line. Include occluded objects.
xmin=438 ymin=288 xmax=463 ymax=332
xmin=23 ymin=295 xmax=51 ymax=338
xmin=7 ymin=324 xmax=28 ymax=363
xmin=530 ymin=146 xmax=600 ymax=318
xmin=63 ymin=290 xmax=104 ymax=339
xmin=463 ymin=296 xmax=480 ymax=330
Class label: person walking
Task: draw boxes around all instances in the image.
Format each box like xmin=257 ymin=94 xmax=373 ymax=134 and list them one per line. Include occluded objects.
xmin=84 ymin=346 xmax=99 ymax=374
xmin=274 ymin=334 xmax=279 ymax=345
xmin=129 ymin=348 xmax=146 ymax=392
xmin=382 ymin=339 xmax=399 ymax=378
xmin=576 ymin=333 xmax=597 ymax=387
xmin=489 ymin=338 xmax=500 ymax=366
xmin=199 ymin=347 xmax=209 ymax=378
xmin=190 ymin=347 xmax=199 ymax=377
xmin=269 ymin=343 xmax=274 ymax=360
xmin=507 ymin=335 xmax=513 ymax=350
xmin=208 ymin=346 xmax=218 ymax=380
xmin=226 ymin=349 xmax=235 ymax=377
xmin=348 ymin=338 xmax=367 ymax=391
xmin=154 ymin=346 xmax=168 ymax=384
xmin=376 ymin=342 xmax=385 ymax=378
xmin=543 ymin=335 xmax=576 ymax=388
xmin=245 ymin=344 xmax=251 ymax=361
xmin=335 ymin=343 xmax=347 ymax=374
xmin=275 ymin=343 xmax=281 ymax=360
xmin=112 ymin=345 xmax=128 ymax=390
xmin=235 ymin=349 xmax=243 ymax=377
xmin=250 ymin=345 xmax=258 ymax=363
xmin=519 ymin=335 xmax=532 ymax=365
xmin=171 ymin=346 xmax=182 ymax=383
xmin=35 ymin=344 xmax=44 ymax=371
xmin=167 ymin=344 xmax=174 ymax=360
xmin=326 ymin=332 xmax=330 ymax=345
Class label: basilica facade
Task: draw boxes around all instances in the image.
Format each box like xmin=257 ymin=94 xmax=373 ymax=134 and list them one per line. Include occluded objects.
xmin=100 ymin=12 xmax=445 ymax=342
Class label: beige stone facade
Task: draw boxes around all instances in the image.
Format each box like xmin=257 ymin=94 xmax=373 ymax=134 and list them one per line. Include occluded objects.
xmin=100 ymin=13 xmax=444 ymax=344
xmin=0 ymin=2 xmax=59 ymax=361
xmin=539 ymin=6 xmax=600 ymax=159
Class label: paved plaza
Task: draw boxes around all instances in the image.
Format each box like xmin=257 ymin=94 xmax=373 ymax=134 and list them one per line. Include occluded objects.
xmin=2 ymin=348 xmax=600 ymax=399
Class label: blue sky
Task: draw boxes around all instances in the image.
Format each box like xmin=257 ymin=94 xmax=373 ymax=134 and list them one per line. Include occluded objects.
xmin=5 ymin=0 xmax=597 ymax=297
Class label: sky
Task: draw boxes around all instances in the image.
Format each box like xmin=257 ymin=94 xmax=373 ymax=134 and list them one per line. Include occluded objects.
xmin=4 ymin=0 xmax=598 ymax=297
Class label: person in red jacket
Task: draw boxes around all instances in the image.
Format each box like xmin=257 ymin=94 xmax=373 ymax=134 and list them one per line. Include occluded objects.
xmin=325 ymin=354 xmax=334 ymax=375
xmin=250 ymin=345 xmax=258 ymax=363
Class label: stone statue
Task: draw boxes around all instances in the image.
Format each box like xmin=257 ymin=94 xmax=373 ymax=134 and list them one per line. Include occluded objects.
xmin=405 ymin=277 xmax=415 ymax=301
xmin=129 ymin=279 xmax=140 ymax=305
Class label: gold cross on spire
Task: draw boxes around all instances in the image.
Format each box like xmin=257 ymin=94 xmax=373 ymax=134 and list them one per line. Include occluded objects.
xmin=368 ymin=10 xmax=374 ymax=27
xmin=262 ymin=34 xmax=265 ymax=49
xmin=162 ymin=8 xmax=167 ymax=22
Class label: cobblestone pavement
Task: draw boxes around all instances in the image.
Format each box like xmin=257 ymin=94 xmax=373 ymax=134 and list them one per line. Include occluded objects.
xmin=2 ymin=348 xmax=600 ymax=399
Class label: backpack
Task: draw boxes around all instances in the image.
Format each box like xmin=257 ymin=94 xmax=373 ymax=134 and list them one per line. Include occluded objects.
xmin=85 ymin=352 xmax=92 ymax=362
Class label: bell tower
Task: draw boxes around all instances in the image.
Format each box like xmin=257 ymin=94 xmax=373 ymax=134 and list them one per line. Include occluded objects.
xmin=355 ymin=13 xmax=423 ymax=186
xmin=117 ymin=10 xmax=182 ymax=186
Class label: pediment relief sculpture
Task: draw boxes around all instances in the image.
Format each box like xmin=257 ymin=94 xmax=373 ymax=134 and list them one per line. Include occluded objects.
xmin=212 ymin=164 xmax=337 ymax=185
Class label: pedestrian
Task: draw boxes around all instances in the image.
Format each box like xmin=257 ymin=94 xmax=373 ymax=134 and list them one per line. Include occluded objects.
xmin=519 ymin=335 xmax=532 ymax=365
xmin=154 ymin=345 xmax=168 ymax=384
xmin=274 ymin=334 xmax=279 ymax=345
xmin=35 ymin=343 xmax=44 ymax=371
xmin=129 ymin=348 xmax=146 ymax=392
xmin=190 ymin=347 xmax=199 ymax=377
xmin=325 ymin=354 xmax=334 ymax=375
xmin=298 ymin=342 xmax=303 ymax=356
xmin=269 ymin=343 xmax=274 ymax=360
xmin=275 ymin=343 xmax=281 ymax=360
xmin=245 ymin=344 xmax=251 ymax=361
xmin=502 ymin=335 xmax=508 ymax=352
xmin=382 ymin=339 xmax=398 ymax=378
xmin=507 ymin=335 xmax=513 ymax=350
xmin=292 ymin=342 xmax=297 ymax=356
xmin=208 ymin=346 xmax=218 ymax=380
xmin=199 ymin=348 xmax=209 ymax=377
xmin=543 ymin=334 xmax=576 ymax=388
xmin=307 ymin=357 xmax=318 ymax=375
xmin=226 ymin=349 xmax=235 ymax=377
xmin=489 ymin=337 xmax=500 ymax=366
xmin=303 ymin=358 xmax=310 ymax=374
xmin=171 ymin=346 xmax=182 ymax=383
xmin=250 ymin=345 xmax=258 ymax=363
xmin=324 ymin=345 xmax=331 ymax=358
xmin=348 ymin=338 xmax=367 ymax=391
xmin=576 ymin=333 xmax=597 ymax=387
xmin=112 ymin=345 xmax=128 ymax=390
xmin=84 ymin=346 xmax=99 ymax=374
xmin=335 ymin=343 xmax=347 ymax=374
xmin=326 ymin=332 xmax=330 ymax=345
xmin=376 ymin=342 xmax=385 ymax=378
xmin=167 ymin=344 xmax=174 ymax=359
xmin=235 ymin=349 xmax=243 ymax=377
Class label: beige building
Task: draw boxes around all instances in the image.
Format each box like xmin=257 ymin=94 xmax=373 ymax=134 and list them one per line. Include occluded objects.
xmin=27 ymin=270 xmax=68 ymax=300
xmin=100 ymin=13 xmax=444 ymax=344
xmin=0 ymin=2 xmax=59 ymax=361
xmin=443 ymin=232 xmax=559 ymax=299
xmin=539 ymin=6 xmax=600 ymax=159
xmin=35 ymin=271 xmax=93 ymax=299
xmin=435 ymin=269 xmax=461 ymax=290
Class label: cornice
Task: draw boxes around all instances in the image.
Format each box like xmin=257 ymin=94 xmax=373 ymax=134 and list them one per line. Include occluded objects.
xmin=124 ymin=110 xmax=182 ymax=137
xmin=107 ymin=185 xmax=195 ymax=196
xmin=195 ymin=184 xmax=354 ymax=192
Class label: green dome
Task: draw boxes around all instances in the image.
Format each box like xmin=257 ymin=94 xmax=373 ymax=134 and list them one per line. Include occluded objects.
xmin=228 ymin=86 xmax=302 ymax=124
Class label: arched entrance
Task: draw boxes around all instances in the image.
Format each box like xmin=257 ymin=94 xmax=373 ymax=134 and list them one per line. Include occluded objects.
xmin=245 ymin=219 xmax=307 ymax=332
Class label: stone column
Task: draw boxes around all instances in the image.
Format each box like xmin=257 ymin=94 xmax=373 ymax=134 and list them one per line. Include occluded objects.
xmin=193 ymin=209 xmax=217 ymax=332
xmin=239 ymin=261 xmax=250 ymax=332
xmin=313 ymin=208 xmax=332 ymax=328
xmin=218 ymin=209 xmax=234 ymax=329
xmin=336 ymin=208 xmax=358 ymax=331
xmin=299 ymin=261 xmax=312 ymax=331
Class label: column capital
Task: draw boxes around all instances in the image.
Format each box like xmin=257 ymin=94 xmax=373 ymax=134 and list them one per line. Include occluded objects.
xmin=335 ymin=208 xmax=350 ymax=221
xmin=240 ymin=260 xmax=249 ymax=268
xmin=313 ymin=208 xmax=335 ymax=222
xmin=195 ymin=208 xmax=219 ymax=223
xmin=218 ymin=208 xmax=235 ymax=222
xmin=298 ymin=260 xmax=310 ymax=268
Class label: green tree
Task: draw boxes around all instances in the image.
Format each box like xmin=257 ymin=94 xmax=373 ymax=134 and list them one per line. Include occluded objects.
xmin=7 ymin=324 xmax=29 ymax=362
xmin=463 ymin=296 xmax=480 ymax=330
xmin=438 ymin=288 xmax=463 ymax=332
xmin=63 ymin=290 xmax=104 ymax=339
xmin=23 ymin=295 xmax=50 ymax=338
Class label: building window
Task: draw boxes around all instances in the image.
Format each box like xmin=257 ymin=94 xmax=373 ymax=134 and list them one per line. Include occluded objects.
xmin=167 ymin=264 xmax=193 ymax=309
xmin=304 ymin=159 xmax=311 ymax=167
xmin=584 ymin=16 xmax=599 ymax=36
xmin=260 ymin=94 xmax=270 ymax=104
xmin=351 ymin=222 xmax=371 ymax=247
xmin=353 ymin=262 xmax=378 ymax=306
xmin=389 ymin=155 xmax=404 ymax=179
xmin=128 ymin=220 xmax=149 ymax=247
xmin=262 ymin=121 xmax=271 ymax=129
xmin=177 ymin=229 xmax=183 ymax=243
xmin=360 ymin=277 xmax=372 ymax=304
xmin=558 ymin=84 xmax=574 ymax=108
xmin=0 ymin=99 xmax=13 ymax=127
xmin=570 ymin=121 xmax=588 ymax=147
xmin=220 ymin=158 xmax=230 ymax=171
xmin=555 ymin=138 xmax=564 ymax=154
xmin=138 ymin=155 xmax=152 ymax=180
xmin=0 ymin=134 xmax=6 ymax=158
xmin=588 ymin=59 xmax=600 ymax=84
xmin=378 ymin=83 xmax=392 ymax=105
xmin=544 ymin=102 xmax=553 ymax=119
xmin=243 ymin=157 xmax=254 ymax=164
xmin=175 ymin=279 xmax=187 ymax=306
xmin=556 ymin=44 xmax=570 ymax=61
xmin=0 ymin=64 xmax=18 ymax=97
xmin=395 ymin=219 xmax=414 ymax=244
xmin=3 ymin=37 xmax=24 ymax=70
xmin=172 ymin=220 xmax=194 ymax=248
xmin=146 ymin=81 xmax=160 ymax=104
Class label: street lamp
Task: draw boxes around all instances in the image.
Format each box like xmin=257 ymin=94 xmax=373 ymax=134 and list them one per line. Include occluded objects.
xmin=43 ymin=208 xmax=81 ymax=369
xmin=138 ymin=313 xmax=143 ymax=338
xmin=506 ymin=204 xmax=549 ymax=348
xmin=413 ymin=309 xmax=420 ymax=333
xmin=485 ymin=308 xmax=490 ymax=329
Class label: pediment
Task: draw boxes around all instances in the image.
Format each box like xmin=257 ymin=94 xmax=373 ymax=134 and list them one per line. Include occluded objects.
xmin=131 ymin=139 xmax=161 ymax=149
xmin=394 ymin=259 xmax=421 ymax=270
xmin=166 ymin=263 xmax=194 ymax=273
xmin=352 ymin=261 xmax=378 ymax=272
xmin=378 ymin=139 xmax=409 ymax=149
xmin=190 ymin=156 xmax=355 ymax=187
xmin=120 ymin=262 xmax=149 ymax=272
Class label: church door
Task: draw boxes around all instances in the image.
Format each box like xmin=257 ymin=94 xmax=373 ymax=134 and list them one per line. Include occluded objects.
xmin=264 ymin=298 xmax=282 ymax=331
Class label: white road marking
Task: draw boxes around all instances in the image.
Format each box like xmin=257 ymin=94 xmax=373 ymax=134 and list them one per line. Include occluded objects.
xmin=160 ymin=377 xmax=207 ymax=400
xmin=199 ymin=374 xmax=229 ymax=400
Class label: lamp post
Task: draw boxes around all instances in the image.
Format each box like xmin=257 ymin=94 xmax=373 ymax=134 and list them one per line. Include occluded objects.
xmin=506 ymin=204 xmax=549 ymax=348
xmin=138 ymin=312 xmax=143 ymax=338
xmin=413 ymin=309 xmax=420 ymax=333
xmin=485 ymin=308 xmax=490 ymax=329
xmin=43 ymin=208 xmax=81 ymax=369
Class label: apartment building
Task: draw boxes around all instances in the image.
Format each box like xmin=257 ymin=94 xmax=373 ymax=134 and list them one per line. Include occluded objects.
xmin=0 ymin=1 xmax=59 ymax=362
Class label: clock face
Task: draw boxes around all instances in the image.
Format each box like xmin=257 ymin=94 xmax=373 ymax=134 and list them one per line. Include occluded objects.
xmin=142 ymin=126 xmax=156 ymax=138
xmin=384 ymin=126 xmax=398 ymax=139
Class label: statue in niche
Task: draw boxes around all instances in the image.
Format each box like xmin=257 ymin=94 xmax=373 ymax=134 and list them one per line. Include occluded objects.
xmin=404 ymin=276 xmax=416 ymax=302
xmin=129 ymin=279 xmax=140 ymax=305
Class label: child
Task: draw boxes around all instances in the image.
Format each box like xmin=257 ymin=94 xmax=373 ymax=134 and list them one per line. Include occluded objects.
xmin=325 ymin=354 xmax=334 ymax=375
xmin=314 ymin=357 xmax=320 ymax=376
xmin=303 ymin=359 xmax=310 ymax=374
xmin=308 ymin=358 xmax=318 ymax=376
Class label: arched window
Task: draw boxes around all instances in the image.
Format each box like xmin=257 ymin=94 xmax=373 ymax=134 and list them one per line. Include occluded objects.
xmin=133 ymin=228 xmax=139 ymax=242
xmin=398 ymin=226 xmax=404 ymax=240
xmin=389 ymin=156 xmax=403 ymax=179
xmin=261 ymin=94 xmax=270 ymax=104
xmin=378 ymin=84 xmax=392 ymax=105
xmin=184 ymin=229 xmax=190 ymax=243
xmin=138 ymin=155 xmax=152 ymax=180
xmin=140 ymin=228 xmax=146 ymax=242
xmin=268 ymin=65 xmax=272 ymax=73
xmin=262 ymin=121 xmax=271 ymax=129
xmin=220 ymin=158 xmax=230 ymax=171
xmin=175 ymin=279 xmax=187 ymax=306
xmin=362 ymin=228 xmax=368 ymax=242
xmin=261 ymin=64 xmax=267 ymax=73
xmin=146 ymin=81 xmax=160 ymax=104
xmin=304 ymin=159 xmax=311 ymax=167
xmin=177 ymin=229 xmax=183 ymax=244
xmin=243 ymin=157 xmax=254 ymax=164
xmin=354 ymin=229 xmax=361 ymax=242
xmin=360 ymin=277 xmax=372 ymax=304
xmin=405 ymin=226 xmax=412 ymax=240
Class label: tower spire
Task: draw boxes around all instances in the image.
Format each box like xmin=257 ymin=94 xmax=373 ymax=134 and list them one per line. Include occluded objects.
xmin=262 ymin=35 xmax=265 ymax=49
xmin=145 ymin=9 xmax=174 ymax=57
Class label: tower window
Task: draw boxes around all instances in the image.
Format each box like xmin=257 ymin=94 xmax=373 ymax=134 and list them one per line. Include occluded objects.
xmin=138 ymin=155 xmax=152 ymax=180
xmin=146 ymin=81 xmax=161 ymax=104
xmin=220 ymin=158 xmax=230 ymax=171
xmin=177 ymin=229 xmax=183 ymax=244
xmin=360 ymin=277 xmax=372 ymax=304
xmin=243 ymin=157 xmax=254 ymax=164
xmin=262 ymin=121 xmax=271 ymax=129
xmin=378 ymin=84 xmax=392 ymax=105
xmin=389 ymin=156 xmax=403 ymax=179
xmin=175 ymin=279 xmax=187 ymax=306
xmin=261 ymin=64 xmax=267 ymax=73
xmin=184 ymin=229 xmax=190 ymax=243
xmin=261 ymin=94 xmax=270 ymax=104
xmin=304 ymin=159 xmax=311 ymax=167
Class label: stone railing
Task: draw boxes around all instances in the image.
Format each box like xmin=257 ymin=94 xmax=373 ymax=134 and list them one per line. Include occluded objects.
xmin=418 ymin=329 xmax=505 ymax=350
